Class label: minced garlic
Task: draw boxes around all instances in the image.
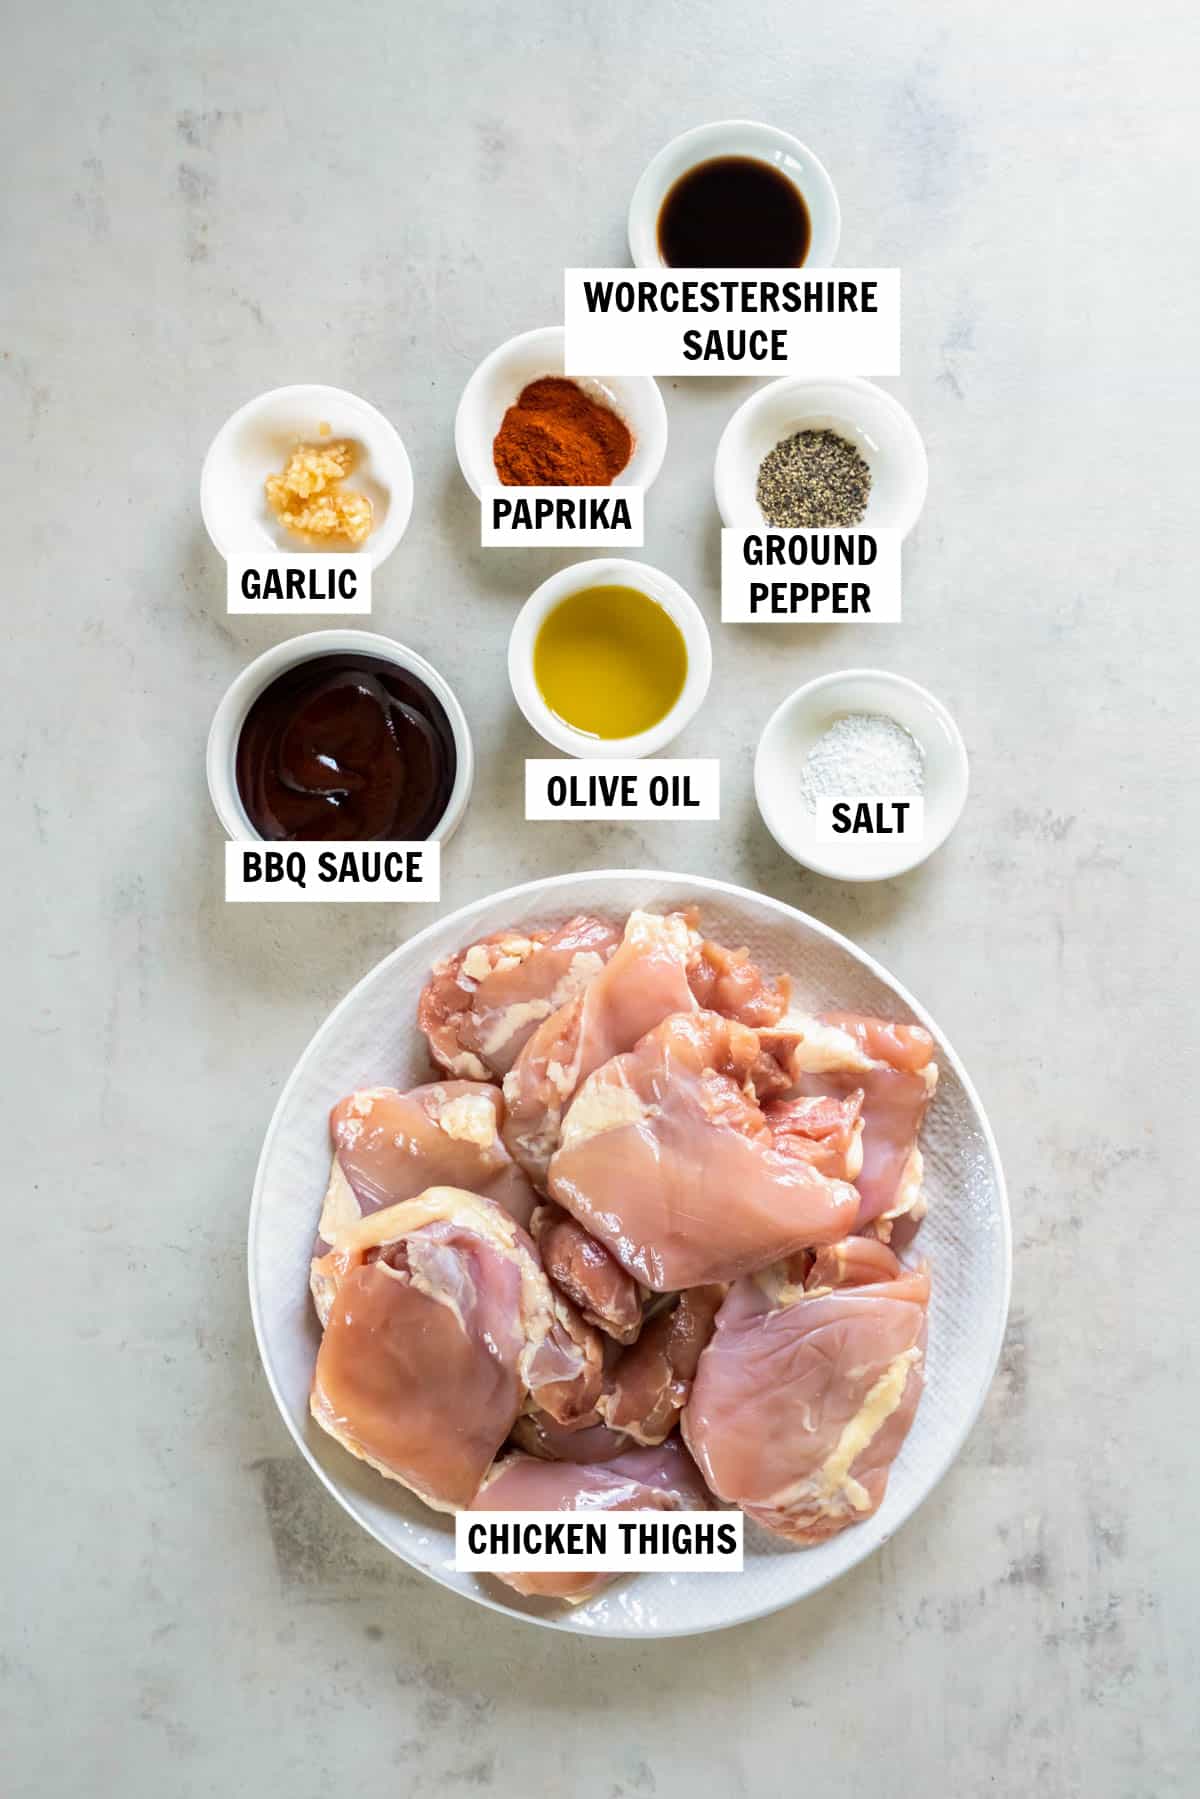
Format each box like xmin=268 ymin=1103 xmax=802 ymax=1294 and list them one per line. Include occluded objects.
xmin=265 ymin=438 xmax=373 ymax=546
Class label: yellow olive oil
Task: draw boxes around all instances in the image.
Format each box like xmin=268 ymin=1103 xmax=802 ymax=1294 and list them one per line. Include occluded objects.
xmin=533 ymin=584 xmax=688 ymax=740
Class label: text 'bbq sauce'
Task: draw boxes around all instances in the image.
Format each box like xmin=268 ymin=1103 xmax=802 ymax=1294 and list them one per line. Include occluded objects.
xmin=235 ymin=653 xmax=457 ymax=841
xmin=657 ymin=156 xmax=811 ymax=268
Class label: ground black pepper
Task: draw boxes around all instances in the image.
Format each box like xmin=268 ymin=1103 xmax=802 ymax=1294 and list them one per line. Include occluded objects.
xmin=755 ymin=428 xmax=872 ymax=528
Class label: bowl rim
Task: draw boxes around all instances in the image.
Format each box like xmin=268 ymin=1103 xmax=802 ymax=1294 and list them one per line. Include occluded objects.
xmin=205 ymin=627 xmax=474 ymax=845
xmin=628 ymin=118 xmax=842 ymax=270
xmin=506 ymin=555 xmax=712 ymax=759
xmin=246 ymin=867 xmax=1011 ymax=1638
xmin=200 ymin=382 xmax=415 ymax=570
xmin=753 ymin=666 xmax=969 ymax=881
xmin=453 ymin=325 xmax=669 ymax=500
xmin=714 ymin=374 xmax=929 ymax=535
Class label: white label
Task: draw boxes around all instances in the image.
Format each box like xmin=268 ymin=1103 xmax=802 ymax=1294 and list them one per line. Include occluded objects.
xmin=228 ymin=553 xmax=371 ymax=616
xmin=721 ymin=529 xmax=901 ymax=623
xmin=455 ymin=1510 xmax=742 ymax=1574
xmin=564 ymin=269 xmax=900 ymax=377
xmin=224 ymin=841 xmax=439 ymax=902
xmin=815 ymin=796 xmax=924 ymax=842
xmin=525 ymin=759 xmax=720 ymax=821
xmin=482 ymin=485 xmax=644 ymax=547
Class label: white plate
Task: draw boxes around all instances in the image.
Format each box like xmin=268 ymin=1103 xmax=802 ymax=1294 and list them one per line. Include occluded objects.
xmin=248 ymin=870 xmax=1009 ymax=1638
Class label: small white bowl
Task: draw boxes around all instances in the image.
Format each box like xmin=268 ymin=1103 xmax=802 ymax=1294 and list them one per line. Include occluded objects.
xmin=628 ymin=120 xmax=840 ymax=270
xmin=201 ymin=384 xmax=414 ymax=568
xmin=455 ymin=327 xmax=667 ymax=499
xmin=755 ymin=669 xmax=968 ymax=881
xmin=206 ymin=628 xmax=473 ymax=843
xmin=508 ymin=557 xmax=711 ymax=760
xmin=715 ymin=376 xmax=928 ymax=536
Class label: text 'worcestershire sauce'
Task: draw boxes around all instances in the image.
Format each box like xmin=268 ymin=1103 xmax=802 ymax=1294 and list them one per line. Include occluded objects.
xmin=235 ymin=654 xmax=457 ymax=840
xmin=657 ymin=156 xmax=811 ymax=268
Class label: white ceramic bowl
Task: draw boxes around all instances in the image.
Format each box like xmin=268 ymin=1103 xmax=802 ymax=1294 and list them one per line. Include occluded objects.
xmin=628 ymin=120 xmax=840 ymax=270
xmin=454 ymin=327 xmax=668 ymax=499
xmin=715 ymin=376 xmax=928 ymax=535
xmin=206 ymin=628 xmax=474 ymax=843
xmin=201 ymin=384 xmax=414 ymax=568
xmin=248 ymin=869 xmax=1011 ymax=1637
xmin=755 ymin=669 xmax=968 ymax=881
xmin=507 ymin=556 xmax=711 ymax=759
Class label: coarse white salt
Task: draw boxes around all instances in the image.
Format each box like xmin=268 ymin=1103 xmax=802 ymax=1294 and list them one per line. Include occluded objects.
xmin=797 ymin=712 xmax=925 ymax=814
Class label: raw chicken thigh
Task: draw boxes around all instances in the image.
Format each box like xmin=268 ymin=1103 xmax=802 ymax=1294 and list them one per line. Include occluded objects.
xmin=683 ymin=1241 xmax=930 ymax=1544
xmin=469 ymin=1439 xmax=711 ymax=1602
xmin=418 ymin=914 xmax=620 ymax=1082
xmin=530 ymin=1202 xmax=643 ymax=1344
xmin=767 ymin=1013 xmax=937 ymax=1234
xmin=510 ymin=1408 xmax=634 ymax=1465
xmin=685 ymin=933 xmax=789 ymax=1027
xmin=310 ymin=1187 xmax=603 ymax=1510
xmin=597 ymin=1287 xmax=726 ymax=1444
xmin=318 ymin=1083 xmax=538 ymax=1247
xmin=502 ymin=908 xmax=698 ymax=1185
xmin=509 ymin=1286 xmax=724 ymax=1456
xmin=548 ymin=1011 xmax=860 ymax=1289
xmin=512 ymin=1288 xmax=725 ymax=1454
xmin=760 ymin=1090 xmax=865 ymax=1183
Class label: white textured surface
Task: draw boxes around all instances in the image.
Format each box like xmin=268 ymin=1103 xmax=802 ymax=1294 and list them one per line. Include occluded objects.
xmin=5 ymin=0 xmax=1197 ymax=1793
xmin=250 ymin=873 xmax=1008 ymax=1635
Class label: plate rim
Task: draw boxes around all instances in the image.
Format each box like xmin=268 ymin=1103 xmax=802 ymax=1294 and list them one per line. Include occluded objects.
xmin=247 ymin=868 xmax=1011 ymax=1639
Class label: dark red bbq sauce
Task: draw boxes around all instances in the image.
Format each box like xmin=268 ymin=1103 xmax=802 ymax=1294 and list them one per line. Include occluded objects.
xmin=235 ymin=653 xmax=457 ymax=841
xmin=657 ymin=156 xmax=811 ymax=268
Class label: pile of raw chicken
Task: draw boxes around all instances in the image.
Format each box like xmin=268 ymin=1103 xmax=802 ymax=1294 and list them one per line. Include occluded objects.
xmin=308 ymin=909 xmax=936 ymax=1604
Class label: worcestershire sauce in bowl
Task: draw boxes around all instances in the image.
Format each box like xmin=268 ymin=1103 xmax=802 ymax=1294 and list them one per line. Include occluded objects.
xmin=235 ymin=654 xmax=457 ymax=841
xmin=657 ymin=156 xmax=811 ymax=267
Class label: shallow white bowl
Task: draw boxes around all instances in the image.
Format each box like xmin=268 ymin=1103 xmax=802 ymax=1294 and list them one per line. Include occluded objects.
xmin=454 ymin=327 xmax=667 ymax=499
xmin=206 ymin=628 xmax=473 ymax=844
xmin=628 ymin=120 xmax=840 ymax=270
xmin=755 ymin=669 xmax=968 ymax=881
xmin=201 ymin=384 xmax=414 ymax=568
xmin=247 ymin=869 xmax=1010 ymax=1637
xmin=507 ymin=556 xmax=711 ymax=759
xmin=715 ymin=376 xmax=928 ymax=534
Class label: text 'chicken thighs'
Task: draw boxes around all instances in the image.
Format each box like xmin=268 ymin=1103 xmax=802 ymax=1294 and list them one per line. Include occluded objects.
xmin=548 ymin=1011 xmax=860 ymax=1289
xmin=310 ymin=1188 xmax=604 ymax=1511
xmin=683 ymin=1241 xmax=930 ymax=1544
xmin=469 ymin=1438 xmax=712 ymax=1602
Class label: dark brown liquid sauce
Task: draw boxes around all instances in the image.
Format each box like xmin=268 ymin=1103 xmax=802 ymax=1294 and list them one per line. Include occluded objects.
xmin=657 ymin=156 xmax=811 ymax=268
xmin=235 ymin=653 xmax=457 ymax=841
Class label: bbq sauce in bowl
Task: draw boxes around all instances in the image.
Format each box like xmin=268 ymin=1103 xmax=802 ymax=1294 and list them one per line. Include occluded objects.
xmin=235 ymin=653 xmax=458 ymax=841
xmin=657 ymin=156 xmax=811 ymax=268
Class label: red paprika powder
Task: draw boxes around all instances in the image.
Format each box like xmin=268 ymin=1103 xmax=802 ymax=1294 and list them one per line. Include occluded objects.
xmin=493 ymin=376 xmax=633 ymax=486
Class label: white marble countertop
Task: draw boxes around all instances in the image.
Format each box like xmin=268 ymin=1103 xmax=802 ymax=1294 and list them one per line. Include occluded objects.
xmin=5 ymin=1 xmax=1195 ymax=1792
